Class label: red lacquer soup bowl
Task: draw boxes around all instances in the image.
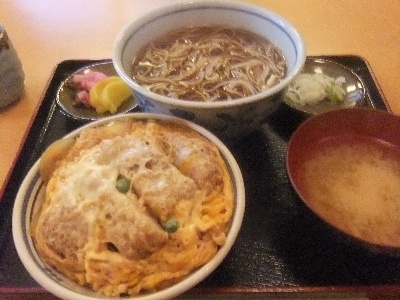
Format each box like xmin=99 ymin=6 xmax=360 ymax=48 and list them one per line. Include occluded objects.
xmin=286 ymin=107 xmax=400 ymax=253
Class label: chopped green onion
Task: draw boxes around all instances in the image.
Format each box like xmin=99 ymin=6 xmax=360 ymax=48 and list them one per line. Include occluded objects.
xmin=284 ymin=73 xmax=346 ymax=106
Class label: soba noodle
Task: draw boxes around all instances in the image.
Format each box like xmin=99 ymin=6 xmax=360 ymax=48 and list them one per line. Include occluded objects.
xmin=131 ymin=26 xmax=287 ymax=101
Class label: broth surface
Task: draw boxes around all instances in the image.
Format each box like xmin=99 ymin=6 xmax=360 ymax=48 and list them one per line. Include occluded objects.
xmin=296 ymin=134 xmax=400 ymax=247
xmin=131 ymin=26 xmax=287 ymax=101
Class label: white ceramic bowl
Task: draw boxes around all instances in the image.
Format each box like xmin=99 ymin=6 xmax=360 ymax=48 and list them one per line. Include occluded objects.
xmin=113 ymin=0 xmax=306 ymax=140
xmin=12 ymin=113 xmax=245 ymax=300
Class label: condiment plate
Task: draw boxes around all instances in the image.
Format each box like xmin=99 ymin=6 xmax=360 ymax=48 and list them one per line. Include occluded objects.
xmin=283 ymin=57 xmax=366 ymax=116
xmin=56 ymin=61 xmax=137 ymax=121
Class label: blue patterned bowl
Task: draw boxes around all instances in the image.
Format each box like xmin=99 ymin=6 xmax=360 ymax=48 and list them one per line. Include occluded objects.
xmin=113 ymin=0 xmax=306 ymax=140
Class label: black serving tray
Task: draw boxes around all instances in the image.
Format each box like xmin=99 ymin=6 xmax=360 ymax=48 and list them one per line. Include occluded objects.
xmin=1 ymin=55 xmax=399 ymax=297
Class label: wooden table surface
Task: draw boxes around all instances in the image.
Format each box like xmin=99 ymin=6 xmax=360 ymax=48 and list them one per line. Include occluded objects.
xmin=0 ymin=0 xmax=399 ymax=299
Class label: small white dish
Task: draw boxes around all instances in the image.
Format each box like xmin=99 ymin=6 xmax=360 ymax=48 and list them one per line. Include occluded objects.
xmin=283 ymin=57 xmax=365 ymax=116
xmin=56 ymin=61 xmax=137 ymax=121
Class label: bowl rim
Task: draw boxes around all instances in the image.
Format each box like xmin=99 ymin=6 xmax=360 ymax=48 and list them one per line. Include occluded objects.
xmin=112 ymin=0 xmax=306 ymax=110
xmin=12 ymin=112 xmax=246 ymax=300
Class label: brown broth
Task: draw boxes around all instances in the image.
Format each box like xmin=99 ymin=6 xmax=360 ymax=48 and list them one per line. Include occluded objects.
xmin=131 ymin=26 xmax=287 ymax=101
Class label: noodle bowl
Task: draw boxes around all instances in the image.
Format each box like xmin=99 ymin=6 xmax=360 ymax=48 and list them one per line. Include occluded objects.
xmin=113 ymin=0 xmax=306 ymax=138
xmin=131 ymin=26 xmax=287 ymax=102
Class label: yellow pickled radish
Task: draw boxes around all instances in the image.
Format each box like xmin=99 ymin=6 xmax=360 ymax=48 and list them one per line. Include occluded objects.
xmin=90 ymin=78 xmax=111 ymax=114
xmin=96 ymin=77 xmax=120 ymax=113
xmin=89 ymin=76 xmax=130 ymax=114
xmin=101 ymin=80 xmax=132 ymax=113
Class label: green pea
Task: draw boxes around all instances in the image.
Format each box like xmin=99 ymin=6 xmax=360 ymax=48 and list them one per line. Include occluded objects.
xmin=164 ymin=218 xmax=179 ymax=233
xmin=115 ymin=176 xmax=130 ymax=193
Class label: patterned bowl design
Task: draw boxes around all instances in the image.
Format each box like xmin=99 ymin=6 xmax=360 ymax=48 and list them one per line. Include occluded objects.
xmin=113 ymin=0 xmax=306 ymax=140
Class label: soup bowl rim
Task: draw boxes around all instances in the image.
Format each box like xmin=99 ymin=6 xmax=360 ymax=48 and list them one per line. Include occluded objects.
xmin=286 ymin=107 xmax=400 ymax=252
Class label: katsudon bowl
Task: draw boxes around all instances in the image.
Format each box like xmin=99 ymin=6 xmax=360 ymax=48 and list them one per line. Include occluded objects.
xmin=12 ymin=113 xmax=245 ymax=300
xmin=113 ymin=0 xmax=306 ymax=140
